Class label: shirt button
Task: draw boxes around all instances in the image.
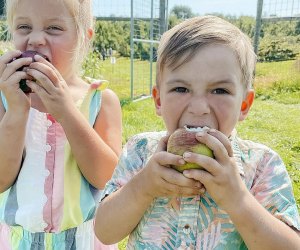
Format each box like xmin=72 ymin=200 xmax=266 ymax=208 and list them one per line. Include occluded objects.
xmin=45 ymin=144 xmax=52 ymax=152
xmin=183 ymin=224 xmax=191 ymax=234
xmin=46 ymin=120 xmax=52 ymax=127
xmin=41 ymin=222 xmax=48 ymax=228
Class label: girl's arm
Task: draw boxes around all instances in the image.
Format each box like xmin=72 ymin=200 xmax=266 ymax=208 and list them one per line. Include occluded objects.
xmin=26 ymin=56 xmax=122 ymax=189
xmin=58 ymin=89 xmax=122 ymax=189
xmin=0 ymin=100 xmax=28 ymax=192
xmin=0 ymin=51 xmax=32 ymax=192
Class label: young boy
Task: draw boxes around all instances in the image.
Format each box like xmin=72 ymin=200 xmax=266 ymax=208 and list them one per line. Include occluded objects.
xmin=94 ymin=16 xmax=300 ymax=249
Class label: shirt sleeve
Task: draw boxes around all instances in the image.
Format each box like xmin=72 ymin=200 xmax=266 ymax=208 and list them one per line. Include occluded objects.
xmin=99 ymin=132 xmax=158 ymax=202
xmin=251 ymin=149 xmax=300 ymax=231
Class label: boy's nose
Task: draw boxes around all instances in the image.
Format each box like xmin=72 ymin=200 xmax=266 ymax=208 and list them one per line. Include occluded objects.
xmin=28 ymin=31 xmax=46 ymax=48
xmin=187 ymin=96 xmax=210 ymax=116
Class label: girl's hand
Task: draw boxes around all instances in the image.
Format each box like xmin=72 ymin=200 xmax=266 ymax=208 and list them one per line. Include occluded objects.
xmin=182 ymin=129 xmax=248 ymax=211
xmin=0 ymin=50 xmax=32 ymax=112
xmin=137 ymin=136 xmax=206 ymax=200
xmin=26 ymin=55 xmax=76 ymax=121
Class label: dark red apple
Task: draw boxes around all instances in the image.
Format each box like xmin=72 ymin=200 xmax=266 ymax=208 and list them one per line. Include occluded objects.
xmin=11 ymin=50 xmax=48 ymax=93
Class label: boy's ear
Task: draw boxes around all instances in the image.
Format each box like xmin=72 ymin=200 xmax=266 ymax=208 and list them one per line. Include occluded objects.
xmin=87 ymin=28 xmax=94 ymax=40
xmin=152 ymin=86 xmax=162 ymax=116
xmin=239 ymin=89 xmax=255 ymax=121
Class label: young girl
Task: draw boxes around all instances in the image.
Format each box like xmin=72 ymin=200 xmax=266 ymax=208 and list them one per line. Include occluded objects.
xmin=0 ymin=0 xmax=122 ymax=249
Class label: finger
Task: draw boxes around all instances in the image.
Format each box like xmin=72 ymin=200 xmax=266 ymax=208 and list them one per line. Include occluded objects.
xmin=25 ymin=68 xmax=56 ymax=94
xmin=160 ymin=165 xmax=202 ymax=190
xmin=207 ymin=129 xmax=233 ymax=157
xmin=163 ymin=181 xmax=203 ymax=197
xmin=183 ymin=168 xmax=213 ymax=187
xmin=182 ymin=152 xmax=220 ymax=175
xmin=26 ymin=80 xmax=50 ymax=96
xmin=27 ymin=62 xmax=60 ymax=88
xmin=0 ymin=50 xmax=22 ymax=65
xmin=195 ymin=131 xmax=231 ymax=163
xmin=154 ymin=151 xmax=185 ymax=169
xmin=2 ymin=57 xmax=33 ymax=81
xmin=155 ymin=135 xmax=170 ymax=153
xmin=33 ymin=55 xmax=64 ymax=82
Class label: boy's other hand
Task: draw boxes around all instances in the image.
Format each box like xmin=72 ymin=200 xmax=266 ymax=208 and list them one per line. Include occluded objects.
xmin=182 ymin=129 xmax=248 ymax=211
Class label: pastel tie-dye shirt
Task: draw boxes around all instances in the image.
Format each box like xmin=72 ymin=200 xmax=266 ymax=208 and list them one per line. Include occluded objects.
xmin=101 ymin=131 xmax=300 ymax=249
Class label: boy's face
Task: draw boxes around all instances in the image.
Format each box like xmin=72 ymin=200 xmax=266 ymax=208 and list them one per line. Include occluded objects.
xmin=153 ymin=44 xmax=254 ymax=137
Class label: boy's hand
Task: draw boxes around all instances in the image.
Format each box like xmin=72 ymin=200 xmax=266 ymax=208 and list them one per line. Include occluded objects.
xmin=137 ymin=136 xmax=205 ymax=200
xmin=182 ymin=129 xmax=248 ymax=211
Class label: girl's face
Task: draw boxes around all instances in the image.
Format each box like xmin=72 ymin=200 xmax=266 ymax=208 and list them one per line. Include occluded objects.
xmin=153 ymin=44 xmax=252 ymax=137
xmin=11 ymin=0 xmax=78 ymax=79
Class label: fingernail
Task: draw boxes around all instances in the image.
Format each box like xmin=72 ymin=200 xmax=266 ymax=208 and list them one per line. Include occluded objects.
xmin=209 ymin=129 xmax=216 ymax=133
xmin=196 ymin=132 xmax=204 ymax=137
xmin=182 ymin=170 xmax=190 ymax=176
xmin=183 ymin=152 xmax=191 ymax=159
xmin=178 ymin=159 xmax=185 ymax=165
xmin=195 ymin=182 xmax=201 ymax=188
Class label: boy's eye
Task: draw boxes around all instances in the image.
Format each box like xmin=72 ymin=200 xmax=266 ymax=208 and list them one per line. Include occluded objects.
xmin=212 ymin=88 xmax=229 ymax=94
xmin=173 ymin=87 xmax=189 ymax=93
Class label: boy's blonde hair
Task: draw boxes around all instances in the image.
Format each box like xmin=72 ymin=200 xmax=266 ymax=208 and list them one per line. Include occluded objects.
xmin=156 ymin=15 xmax=256 ymax=89
xmin=5 ymin=0 xmax=93 ymax=71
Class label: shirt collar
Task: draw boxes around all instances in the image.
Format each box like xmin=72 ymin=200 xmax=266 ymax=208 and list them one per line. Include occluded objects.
xmin=229 ymin=129 xmax=245 ymax=178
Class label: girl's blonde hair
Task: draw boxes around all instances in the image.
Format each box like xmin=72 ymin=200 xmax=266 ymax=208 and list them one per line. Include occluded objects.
xmin=5 ymin=0 xmax=93 ymax=71
xmin=156 ymin=15 xmax=257 ymax=89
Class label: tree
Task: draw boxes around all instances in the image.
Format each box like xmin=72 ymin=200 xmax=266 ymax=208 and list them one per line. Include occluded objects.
xmin=170 ymin=5 xmax=194 ymax=20
xmin=0 ymin=0 xmax=4 ymax=16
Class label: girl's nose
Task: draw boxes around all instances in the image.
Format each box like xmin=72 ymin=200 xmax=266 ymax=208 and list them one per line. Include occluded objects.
xmin=28 ymin=31 xmax=46 ymax=48
xmin=187 ymin=96 xmax=210 ymax=116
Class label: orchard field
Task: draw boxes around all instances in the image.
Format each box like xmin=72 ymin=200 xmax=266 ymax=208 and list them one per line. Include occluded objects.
xmin=0 ymin=43 xmax=299 ymax=249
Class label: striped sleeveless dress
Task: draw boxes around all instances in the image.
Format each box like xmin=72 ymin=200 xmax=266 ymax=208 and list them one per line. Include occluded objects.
xmin=0 ymin=81 xmax=117 ymax=249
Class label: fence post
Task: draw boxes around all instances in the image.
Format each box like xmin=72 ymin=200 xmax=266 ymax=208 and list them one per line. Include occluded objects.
xmin=160 ymin=0 xmax=168 ymax=35
xmin=254 ymin=0 xmax=263 ymax=55
xmin=0 ymin=0 xmax=4 ymax=16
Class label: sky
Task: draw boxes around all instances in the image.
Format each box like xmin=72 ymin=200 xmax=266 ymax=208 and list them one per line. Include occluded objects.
xmin=168 ymin=0 xmax=257 ymax=17
xmin=93 ymin=0 xmax=258 ymax=18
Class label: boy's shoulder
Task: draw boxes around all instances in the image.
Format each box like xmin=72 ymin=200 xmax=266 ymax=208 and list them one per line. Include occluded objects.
xmin=236 ymin=136 xmax=277 ymax=157
xmin=126 ymin=131 xmax=167 ymax=147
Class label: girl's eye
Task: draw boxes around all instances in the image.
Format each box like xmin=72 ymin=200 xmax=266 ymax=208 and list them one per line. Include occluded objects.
xmin=17 ymin=25 xmax=31 ymax=30
xmin=47 ymin=26 xmax=63 ymax=31
xmin=212 ymin=88 xmax=229 ymax=94
xmin=173 ymin=87 xmax=189 ymax=93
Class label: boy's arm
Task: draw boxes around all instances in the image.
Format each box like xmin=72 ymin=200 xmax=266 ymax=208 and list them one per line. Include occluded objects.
xmin=226 ymin=189 xmax=300 ymax=250
xmin=94 ymin=170 xmax=154 ymax=245
xmin=183 ymin=129 xmax=300 ymax=249
xmin=95 ymin=136 xmax=204 ymax=244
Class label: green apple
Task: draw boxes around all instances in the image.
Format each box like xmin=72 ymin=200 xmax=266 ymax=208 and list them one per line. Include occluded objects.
xmin=167 ymin=127 xmax=214 ymax=172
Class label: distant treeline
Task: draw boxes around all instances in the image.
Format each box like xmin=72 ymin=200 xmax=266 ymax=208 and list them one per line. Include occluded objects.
xmin=1 ymin=13 xmax=300 ymax=62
